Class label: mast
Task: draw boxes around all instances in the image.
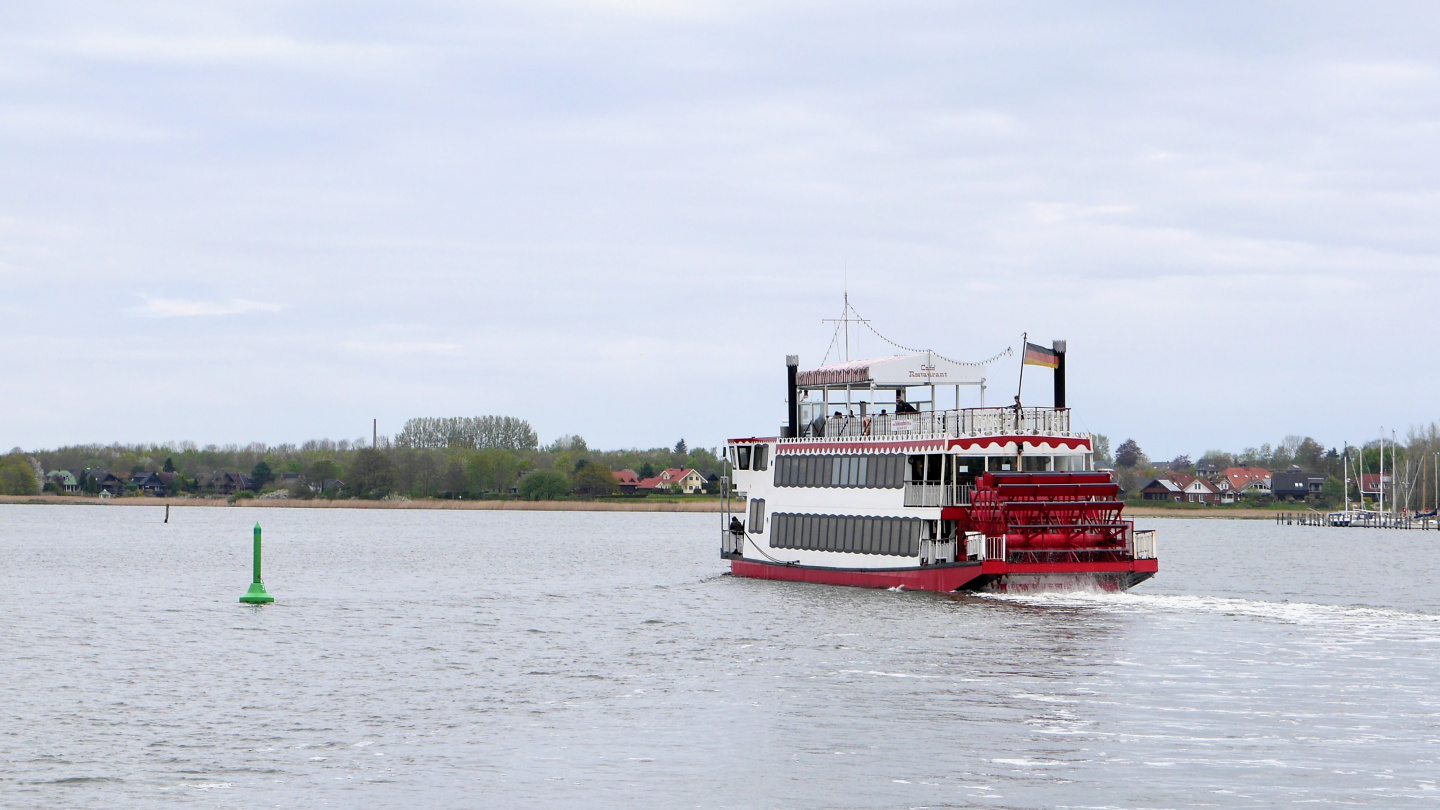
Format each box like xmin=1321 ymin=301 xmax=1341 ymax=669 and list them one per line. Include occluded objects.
xmin=1342 ymin=442 xmax=1349 ymax=513
xmin=1394 ymin=429 xmax=1400 ymax=514
xmin=1379 ymin=428 xmax=1385 ymax=514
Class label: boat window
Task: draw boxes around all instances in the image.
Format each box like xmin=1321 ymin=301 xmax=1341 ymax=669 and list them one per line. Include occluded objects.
xmin=926 ymin=455 xmax=943 ymax=483
xmin=748 ymin=498 xmax=766 ymax=533
xmin=1022 ymin=455 xmax=1051 ymax=472
xmin=775 ymin=454 xmax=903 ymax=489
xmin=754 ymin=444 xmax=769 ymax=471
xmin=954 ymin=457 xmax=981 ymax=476
xmin=769 ymin=512 xmax=922 ymax=557
xmin=908 ymin=455 xmax=925 ymax=483
xmin=987 ymin=456 xmax=1013 ymax=472
xmin=1053 ymin=455 xmax=1080 ymax=472
xmin=736 ymin=446 xmax=752 ymax=470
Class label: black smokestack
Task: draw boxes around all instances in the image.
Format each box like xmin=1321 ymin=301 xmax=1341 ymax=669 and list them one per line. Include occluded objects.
xmin=1052 ymin=340 xmax=1066 ymax=409
xmin=786 ymin=355 xmax=799 ymax=438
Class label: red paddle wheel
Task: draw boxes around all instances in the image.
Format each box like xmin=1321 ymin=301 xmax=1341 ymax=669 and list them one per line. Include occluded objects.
xmin=955 ymin=471 xmax=1135 ymax=563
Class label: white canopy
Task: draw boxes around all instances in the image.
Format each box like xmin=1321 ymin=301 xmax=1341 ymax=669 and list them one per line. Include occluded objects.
xmin=796 ymin=352 xmax=987 ymax=388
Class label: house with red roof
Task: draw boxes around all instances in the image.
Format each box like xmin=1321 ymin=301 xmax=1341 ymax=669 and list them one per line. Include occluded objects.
xmin=612 ymin=469 xmax=640 ymax=494
xmin=1141 ymin=472 xmax=1222 ymax=504
xmin=638 ymin=468 xmax=707 ymax=494
xmin=1359 ymin=473 xmax=1392 ymax=503
xmin=1215 ymin=467 xmax=1272 ymax=499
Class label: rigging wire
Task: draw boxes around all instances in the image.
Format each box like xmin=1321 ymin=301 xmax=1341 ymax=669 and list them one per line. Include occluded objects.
xmin=819 ymin=319 xmax=844 ymax=366
xmin=843 ymin=300 xmax=1014 ymax=367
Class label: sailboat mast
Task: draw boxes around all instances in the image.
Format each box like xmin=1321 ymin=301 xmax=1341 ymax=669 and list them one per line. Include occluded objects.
xmin=1342 ymin=442 xmax=1349 ymax=513
xmin=1379 ymin=429 xmax=1385 ymax=514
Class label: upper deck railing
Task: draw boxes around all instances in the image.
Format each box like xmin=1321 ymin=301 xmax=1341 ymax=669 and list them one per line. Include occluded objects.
xmin=784 ymin=407 xmax=1075 ymax=443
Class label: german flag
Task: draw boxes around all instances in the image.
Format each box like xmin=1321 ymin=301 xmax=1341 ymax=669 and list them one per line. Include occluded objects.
xmin=1023 ymin=342 xmax=1059 ymax=369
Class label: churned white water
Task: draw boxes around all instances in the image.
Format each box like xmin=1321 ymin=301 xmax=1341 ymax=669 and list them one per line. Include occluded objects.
xmin=2 ymin=506 xmax=1438 ymax=808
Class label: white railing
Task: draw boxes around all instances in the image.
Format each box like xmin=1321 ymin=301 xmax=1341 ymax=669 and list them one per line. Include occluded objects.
xmin=902 ymin=482 xmax=973 ymax=507
xmin=986 ymin=536 xmax=1006 ymax=561
xmin=789 ymin=407 xmax=1074 ymax=443
xmin=1132 ymin=530 xmax=1156 ymax=560
xmin=965 ymin=534 xmax=1007 ymax=561
xmin=722 ymin=531 xmax=742 ymax=555
xmin=966 ymin=533 xmax=984 ymax=560
xmin=919 ymin=538 xmax=958 ymax=565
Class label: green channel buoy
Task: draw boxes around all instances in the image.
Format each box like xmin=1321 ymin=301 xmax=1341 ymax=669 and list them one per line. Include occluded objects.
xmin=239 ymin=522 xmax=274 ymax=604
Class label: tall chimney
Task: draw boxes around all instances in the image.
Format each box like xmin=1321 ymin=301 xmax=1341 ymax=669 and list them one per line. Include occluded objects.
xmin=785 ymin=355 xmax=800 ymax=438
xmin=1052 ymin=340 xmax=1067 ymax=409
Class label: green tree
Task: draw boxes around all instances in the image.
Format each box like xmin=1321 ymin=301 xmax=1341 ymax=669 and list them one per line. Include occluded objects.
xmin=442 ymin=457 xmax=468 ymax=497
xmin=519 ymin=469 xmax=569 ymax=500
xmin=571 ymin=461 xmax=619 ymax=496
xmin=465 ymin=448 xmax=522 ymax=494
xmin=163 ymin=457 xmax=176 ymax=473
xmin=251 ymin=460 xmax=274 ymax=491
xmin=1199 ymin=450 xmax=1235 ymax=471
xmin=552 ymin=451 xmax=573 ymax=476
xmin=638 ymin=461 xmax=657 ymax=479
xmin=307 ymin=459 xmax=343 ymax=491
xmin=674 ymin=438 xmax=687 ymax=455
xmin=1115 ymin=439 xmax=1147 ymax=469
xmin=1091 ymin=434 xmax=1113 ymax=468
xmin=347 ymin=449 xmax=393 ymax=498
xmin=0 ymin=455 xmax=38 ymax=495
xmin=1320 ymin=475 xmax=1344 ymax=508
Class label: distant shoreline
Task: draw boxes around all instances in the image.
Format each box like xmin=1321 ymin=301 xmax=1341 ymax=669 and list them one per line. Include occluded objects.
xmin=1125 ymin=505 xmax=1298 ymax=520
xmin=1 ymin=495 xmax=1306 ymax=519
xmin=0 ymin=495 xmax=727 ymax=512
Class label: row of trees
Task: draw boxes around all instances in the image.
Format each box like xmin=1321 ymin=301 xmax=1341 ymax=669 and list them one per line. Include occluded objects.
xmin=13 ymin=415 xmax=724 ymax=500
xmin=392 ymin=416 xmax=539 ymax=451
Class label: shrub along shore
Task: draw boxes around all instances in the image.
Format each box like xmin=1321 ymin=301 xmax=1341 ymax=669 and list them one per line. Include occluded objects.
xmin=0 ymin=494 xmax=728 ymax=512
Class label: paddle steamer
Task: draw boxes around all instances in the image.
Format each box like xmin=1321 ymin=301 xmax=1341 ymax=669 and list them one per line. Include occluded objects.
xmin=722 ymin=338 xmax=1157 ymax=592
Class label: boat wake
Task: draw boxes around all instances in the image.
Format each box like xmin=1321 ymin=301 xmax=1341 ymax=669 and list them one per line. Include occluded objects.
xmin=975 ymin=589 xmax=1440 ymax=630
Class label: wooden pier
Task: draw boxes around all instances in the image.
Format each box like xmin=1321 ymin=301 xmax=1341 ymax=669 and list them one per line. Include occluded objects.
xmin=1278 ymin=511 xmax=1439 ymax=529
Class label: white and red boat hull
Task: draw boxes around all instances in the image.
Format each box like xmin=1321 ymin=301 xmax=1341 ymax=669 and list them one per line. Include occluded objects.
xmin=730 ymin=556 xmax=1158 ymax=593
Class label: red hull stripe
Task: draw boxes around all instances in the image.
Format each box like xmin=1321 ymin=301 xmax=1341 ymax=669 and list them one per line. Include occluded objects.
xmin=730 ymin=557 xmax=1155 ymax=591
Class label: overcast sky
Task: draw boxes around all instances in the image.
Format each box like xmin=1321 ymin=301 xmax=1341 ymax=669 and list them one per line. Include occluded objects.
xmin=2 ymin=1 xmax=1438 ymax=459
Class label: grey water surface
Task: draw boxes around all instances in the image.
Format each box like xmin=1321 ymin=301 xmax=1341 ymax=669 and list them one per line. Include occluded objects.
xmin=2 ymin=505 xmax=1438 ymax=808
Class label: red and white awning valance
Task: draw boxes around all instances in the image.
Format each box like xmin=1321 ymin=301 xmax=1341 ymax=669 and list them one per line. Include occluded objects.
xmin=796 ymin=352 xmax=987 ymax=387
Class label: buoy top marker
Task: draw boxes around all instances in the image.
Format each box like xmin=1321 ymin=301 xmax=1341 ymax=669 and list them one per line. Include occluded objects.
xmin=239 ymin=522 xmax=274 ymax=604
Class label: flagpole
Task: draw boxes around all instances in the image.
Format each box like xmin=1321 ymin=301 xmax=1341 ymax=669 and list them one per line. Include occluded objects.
xmin=1016 ymin=332 xmax=1027 ymax=403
